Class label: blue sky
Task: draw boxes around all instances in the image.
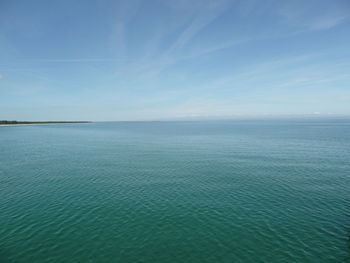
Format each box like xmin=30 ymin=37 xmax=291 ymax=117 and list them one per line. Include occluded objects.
xmin=0 ymin=0 xmax=349 ymax=121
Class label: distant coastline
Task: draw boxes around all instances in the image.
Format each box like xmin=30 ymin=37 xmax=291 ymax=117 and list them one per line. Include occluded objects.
xmin=0 ymin=121 xmax=92 ymax=126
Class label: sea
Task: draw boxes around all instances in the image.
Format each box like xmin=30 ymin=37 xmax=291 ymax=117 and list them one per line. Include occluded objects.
xmin=1 ymin=119 xmax=350 ymax=262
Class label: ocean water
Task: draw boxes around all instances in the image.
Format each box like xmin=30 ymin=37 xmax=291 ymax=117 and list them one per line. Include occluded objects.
xmin=1 ymin=119 xmax=350 ymax=263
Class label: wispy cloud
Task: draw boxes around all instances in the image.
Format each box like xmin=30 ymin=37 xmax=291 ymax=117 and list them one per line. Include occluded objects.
xmin=192 ymin=54 xmax=348 ymax=92
xmin=279 ymin=0 xmax=350 ymax=30
xmin=308 ymin=14 xmax=349 ymax=30
xmin=0 ymin=73 xmax=4 ymax=79
xmin=167 ymin=0 xmax=233 ymax=52
xmin=107 ymin=0 xmax=237 ymax=82
xmin=108 ymin=0 xmax=142 ymax=55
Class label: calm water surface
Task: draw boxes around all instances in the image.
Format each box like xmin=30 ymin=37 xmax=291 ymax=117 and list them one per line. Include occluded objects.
xmin=1 ymin=120 xmax=350 ymax=262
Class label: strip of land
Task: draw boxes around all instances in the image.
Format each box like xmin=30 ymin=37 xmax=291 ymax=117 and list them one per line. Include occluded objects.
xmin=0 ymin=121 xmax=92 ymax=126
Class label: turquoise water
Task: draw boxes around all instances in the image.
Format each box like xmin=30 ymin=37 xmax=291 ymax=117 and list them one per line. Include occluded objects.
xmin=1 ymin=119 xmax=350 ymax=262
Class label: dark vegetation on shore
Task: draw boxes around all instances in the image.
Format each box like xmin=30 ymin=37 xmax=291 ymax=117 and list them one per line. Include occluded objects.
xmin=0 ymin=120 xmax=91 ymax=125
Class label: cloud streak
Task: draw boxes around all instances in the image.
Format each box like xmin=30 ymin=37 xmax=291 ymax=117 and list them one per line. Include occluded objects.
xmin=279 ymin=0 xmax=350 ymax=30
xmin=167 ymin=0 xmax=233 ymax=52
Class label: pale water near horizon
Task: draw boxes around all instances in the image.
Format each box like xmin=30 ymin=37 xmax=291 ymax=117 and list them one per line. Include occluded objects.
xmin=1 ymin=119 xmax=350 ymax=262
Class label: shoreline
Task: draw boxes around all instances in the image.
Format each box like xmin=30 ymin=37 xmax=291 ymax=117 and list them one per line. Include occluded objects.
xmin=0 ymin=122 xmax=92 ymax=127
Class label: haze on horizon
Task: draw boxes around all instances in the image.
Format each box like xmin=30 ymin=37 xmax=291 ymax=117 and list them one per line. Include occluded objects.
xmin=0 ymin=0 xmax=349 ymax=121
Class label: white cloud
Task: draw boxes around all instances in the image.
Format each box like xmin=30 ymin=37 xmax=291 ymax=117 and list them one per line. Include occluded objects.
xmin=0 ymin=74 xmax=4 ymax=79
